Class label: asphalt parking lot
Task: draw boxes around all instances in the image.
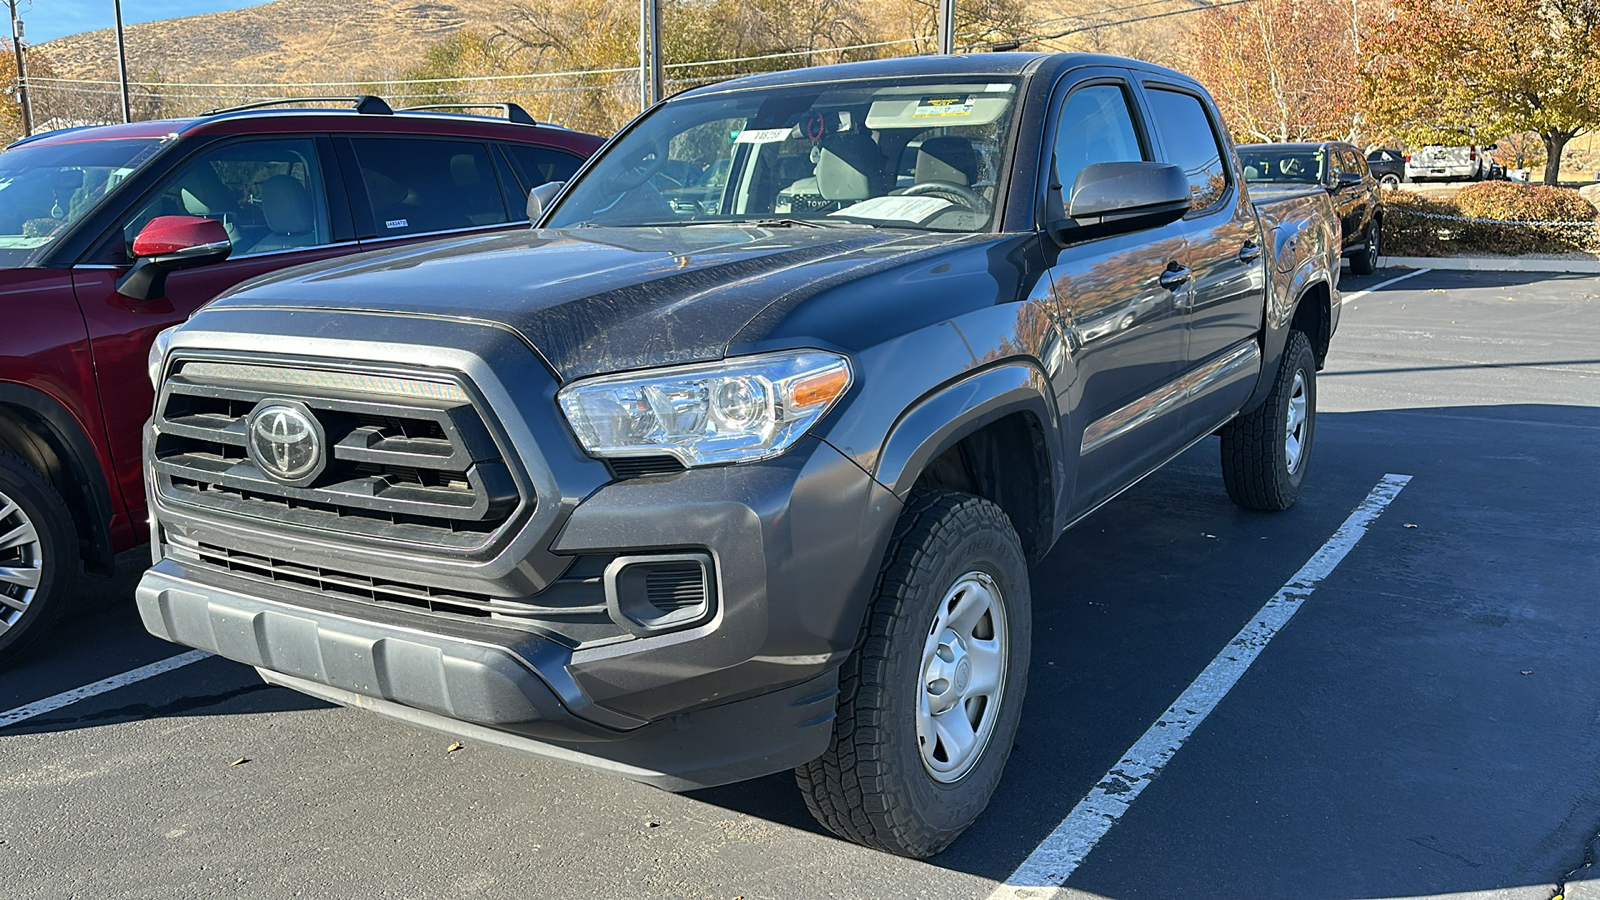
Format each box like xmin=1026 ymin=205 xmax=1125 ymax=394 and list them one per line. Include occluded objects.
xmin=4 ymin=266 xmax=1599 ymax=900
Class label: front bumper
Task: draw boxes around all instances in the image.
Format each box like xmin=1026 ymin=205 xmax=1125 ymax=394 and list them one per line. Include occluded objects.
xmin=139 ymin=309 xmax=903 ymax=788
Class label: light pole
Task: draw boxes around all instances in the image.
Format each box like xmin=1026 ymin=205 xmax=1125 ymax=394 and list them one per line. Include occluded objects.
xmin=639 ymin=0 xmax=662 ymax=112
xmin=5 ymin=0 xmax=31 ymax=135
xmin=938 ymin=0 xmax=956 ymax=55
xmin=112 ymin=0 xmax=131 ymax=122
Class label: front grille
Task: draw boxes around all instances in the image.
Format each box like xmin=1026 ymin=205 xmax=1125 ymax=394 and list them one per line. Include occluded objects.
xmin=166 ymin=534 xmax=624 ymax=648
xmin=154 ymin=358 xmax=525 ymax=552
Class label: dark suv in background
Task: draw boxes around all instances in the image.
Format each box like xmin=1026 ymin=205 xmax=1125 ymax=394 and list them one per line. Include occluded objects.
xmin=0 ymin=97 xmax=603 ymax=664
xmin=1238 ymin=140 xmax=1383 ymax=275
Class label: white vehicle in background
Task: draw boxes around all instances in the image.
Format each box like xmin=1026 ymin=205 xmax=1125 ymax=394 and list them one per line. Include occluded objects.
xmin=1405 ymin=144 xmax=1498 ymax=182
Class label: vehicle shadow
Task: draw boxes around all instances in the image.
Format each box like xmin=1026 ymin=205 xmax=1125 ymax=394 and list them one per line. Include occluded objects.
xmin=689 ymin=403 xmax=1600 ymax=898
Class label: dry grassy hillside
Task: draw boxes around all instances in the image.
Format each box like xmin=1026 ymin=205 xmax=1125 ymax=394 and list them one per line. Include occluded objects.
xmin=37 ymin=0 xmax=509 ymax=84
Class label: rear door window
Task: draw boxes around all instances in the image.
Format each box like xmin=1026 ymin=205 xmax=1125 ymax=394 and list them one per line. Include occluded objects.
xmin=1144 ymin=87 xmax=1230 ymax=212
xmin=349 ymin=138 xmax=509 ymax=237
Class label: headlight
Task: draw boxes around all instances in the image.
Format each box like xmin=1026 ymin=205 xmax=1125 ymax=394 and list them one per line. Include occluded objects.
xmin=557 ymin=350 xmax=852 ymax=466
xmin=147 ymin=325 xmax=180 ymax=390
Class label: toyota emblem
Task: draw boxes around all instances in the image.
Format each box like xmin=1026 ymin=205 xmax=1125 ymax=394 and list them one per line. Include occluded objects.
xmin=247 ymin=404 xmax=324 ymax=484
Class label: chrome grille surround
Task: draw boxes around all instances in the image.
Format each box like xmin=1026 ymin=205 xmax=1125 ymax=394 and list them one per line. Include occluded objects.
xmin=152 ymin=355 xmax=530 ymax=554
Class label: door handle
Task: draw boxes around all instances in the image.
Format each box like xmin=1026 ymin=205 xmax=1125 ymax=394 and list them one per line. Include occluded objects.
xmin=1238 ymin=242 xmax=1261 ymax=263
xmin=1159 ymin=263 xmax=1191 ymax=291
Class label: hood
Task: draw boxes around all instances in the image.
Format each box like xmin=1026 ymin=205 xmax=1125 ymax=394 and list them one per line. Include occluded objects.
xmin=202 ymin=226 xmax=972 ymax=381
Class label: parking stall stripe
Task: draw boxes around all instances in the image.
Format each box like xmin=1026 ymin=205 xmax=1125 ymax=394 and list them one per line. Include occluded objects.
xmin=1341 ymin=268 xmax=1432 ymax=305
xmin=0 ymin=649 xmax=212 ymax=729
xmin=988 ymin=474 xmax=1412 ymax=900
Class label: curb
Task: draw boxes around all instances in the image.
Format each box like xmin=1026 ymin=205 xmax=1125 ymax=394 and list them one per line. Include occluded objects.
xmin=1379 ymin=255 xmax=1600 ymax=274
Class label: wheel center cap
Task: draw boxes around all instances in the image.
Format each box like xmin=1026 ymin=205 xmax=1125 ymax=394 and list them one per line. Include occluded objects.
xmin=954 ymin=658 xmax=972 ymax=694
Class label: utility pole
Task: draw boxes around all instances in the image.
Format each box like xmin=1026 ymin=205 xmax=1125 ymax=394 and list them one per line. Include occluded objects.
xmin=638 ymin=0 xmax=662 ymax=112
xmin=938 ymin=0 xmax=956 ymax=55
xmin=5 ymin=0 xmax=31 ymax=135
xmin=112 ymin=0 xmax=131 ymax=123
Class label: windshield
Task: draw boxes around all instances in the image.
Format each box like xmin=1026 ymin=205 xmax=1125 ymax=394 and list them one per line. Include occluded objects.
xmin=0 ymin=138 xmax=164 ymax=266
xmin=1238 ymin=148 xmax=1326 ymax=185
xmin=548 ymin=77 xmax=1021 ymax=233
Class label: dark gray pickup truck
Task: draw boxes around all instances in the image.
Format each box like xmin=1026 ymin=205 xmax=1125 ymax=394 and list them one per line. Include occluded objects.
xmin=138 ymin=53 xmax=1339 ymax=857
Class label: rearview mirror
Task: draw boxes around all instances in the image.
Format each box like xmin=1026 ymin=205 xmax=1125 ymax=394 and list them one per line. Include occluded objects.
xmin=1047 ymin=162 xmax=1191 ymax=245
xmin=117 ymin=215 xmax=232 ymax=301
xmin=526 ymin=181 xmax=565 ymax=224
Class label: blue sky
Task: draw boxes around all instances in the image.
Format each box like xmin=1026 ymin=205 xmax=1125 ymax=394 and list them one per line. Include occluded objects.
xmin=13 ymin=1 xmax=272 ymax=44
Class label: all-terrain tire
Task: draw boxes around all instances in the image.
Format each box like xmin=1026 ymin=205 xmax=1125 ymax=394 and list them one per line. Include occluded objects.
xmin=795 ymin=489 xmax=1031 ymax=858
xmin=1350 ymin=218 xmax=1380 ymax=276
xmin=0 ymin=448 xmax=79 ymax=667
xmin=1220 ymin=330 xmax=1317 ymax=511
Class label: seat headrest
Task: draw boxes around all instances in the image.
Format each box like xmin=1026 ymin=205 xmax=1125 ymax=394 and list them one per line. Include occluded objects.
xmin=261 ymin=175 xmax=313 ymax=236
xmin=450 ymin=153 xmax=483 ymax=187
xmin=816 ymin=132 xmax=884 ymax=201
xmin=915 ymin=136 xmax=978 ymax=187
xmin=178 ymin=165 xmax=235 ymax=216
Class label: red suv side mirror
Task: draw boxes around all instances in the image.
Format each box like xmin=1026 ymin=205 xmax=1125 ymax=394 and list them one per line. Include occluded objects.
xmin=117 ymin=215 xmax=233 ymax=301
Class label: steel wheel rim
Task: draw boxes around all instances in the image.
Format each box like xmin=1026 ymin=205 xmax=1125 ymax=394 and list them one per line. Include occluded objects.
xmin=917 ymin=570 xmax=1008 ymax=783
xmin=1285 ymin=370 xmax=1309 ymax=473
xmin=0 ymin=489 xmax=43 ymax=636
xmin=1368 ymin=225 xmax=1380 ymax=265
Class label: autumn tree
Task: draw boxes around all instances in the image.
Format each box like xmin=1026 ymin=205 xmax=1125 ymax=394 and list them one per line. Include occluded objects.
xmin=2 ymin=47 xmax=55 ymax=145
xmin=1364 ymin=0 xmax=1600 ymax=184
xmin=1183 ymin=0 xmax=1364 ymax=143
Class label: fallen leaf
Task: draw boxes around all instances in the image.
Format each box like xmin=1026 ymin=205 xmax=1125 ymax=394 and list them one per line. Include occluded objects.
xmin=229 ymin=758 xmax=249 ymax=767
xmin=447 ymin=742 xmax=464 ymax=753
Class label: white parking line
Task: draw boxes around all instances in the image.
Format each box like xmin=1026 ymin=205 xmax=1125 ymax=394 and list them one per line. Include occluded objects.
xmin=1342 ymin=268 xmax=1432 ymax=305
xmin=988 ymin=473 xmax=1412 ymax=900
xmin=0 ymin=649 xmax=212 ymax=729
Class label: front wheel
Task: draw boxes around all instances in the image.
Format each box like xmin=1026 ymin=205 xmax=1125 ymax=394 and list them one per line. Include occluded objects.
xmin=1220 ymin=331 xmax=1317 ymax=511
xmin=1350 ymin=218 xmax=1380 ymax=276
xmin=1380 ymin=173 xmax=1400 ymax=188
xmin=796 ymin=490 xmax=1031 ymax=857
xmin=0 ymin=449 xmax=78 ymax=667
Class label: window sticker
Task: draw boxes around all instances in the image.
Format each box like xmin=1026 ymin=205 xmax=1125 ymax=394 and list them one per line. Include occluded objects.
xmin=734 ymin=127 xmax=797 ymax=144
xmin=385 ymin=218 xmax=409 ymax=229
xmin=913 ymin=95 xmax=977 ymax=118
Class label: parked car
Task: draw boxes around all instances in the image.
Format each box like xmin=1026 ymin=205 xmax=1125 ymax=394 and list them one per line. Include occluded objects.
xmin=1405 ymin=143 xmax=1497 ymax=182
xmin=0 ymin=97 xmax=603 ymax=665
xmin=1238 ymin=140 xmax=1384 ymax=275
xmin=1366 ymin=147 xmax=1406 ymax=186
xmin=139 ymin=54 xmax=1340 ymax=857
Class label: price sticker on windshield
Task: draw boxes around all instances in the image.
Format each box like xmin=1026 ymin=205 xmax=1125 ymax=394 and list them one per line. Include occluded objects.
xmin=734 ymin=127 xmax=797 ymax=144
xmin=913 ymin=95 xmax=977 ymax=118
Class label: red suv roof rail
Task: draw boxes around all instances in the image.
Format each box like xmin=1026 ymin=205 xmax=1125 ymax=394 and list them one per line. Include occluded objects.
xmin=398 ymin=102 xmax=539 ymax=126
xmin=203 ymin=95 xmax=393 ymax=116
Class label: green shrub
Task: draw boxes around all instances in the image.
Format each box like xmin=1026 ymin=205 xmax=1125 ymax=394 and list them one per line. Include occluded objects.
xmin=1381 ymin=191 xmax=1459 ymax=256
xmin=1382 ymin=185 xmax=1599 ymax=256
xmin=1452 ymin=182 xmax=1599 ymax=254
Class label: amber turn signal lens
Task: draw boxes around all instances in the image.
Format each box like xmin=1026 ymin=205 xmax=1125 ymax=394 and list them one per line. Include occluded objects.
xmin=789 ymin=367 xmax=849 ymax=408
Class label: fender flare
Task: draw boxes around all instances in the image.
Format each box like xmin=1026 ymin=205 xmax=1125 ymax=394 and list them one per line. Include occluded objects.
xmin=872 ymin=362 xmax=1064 ymax=555
xmin=1246 ymin=272 xmax=1334 ymax=414
xmin=0 ymin=383 xmax=117 ymax=576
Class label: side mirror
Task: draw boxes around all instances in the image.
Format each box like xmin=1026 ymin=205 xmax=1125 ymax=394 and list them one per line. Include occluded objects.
xmin=1330 ymin=171 xmax=1363 ymax=191
xmin=1048 ymin=161 xmax=1191 ymax=245
xmin=525 ymin=181 xmax=565 ymax=224
xmin=117 ymin=216 xmax=232 ymax=301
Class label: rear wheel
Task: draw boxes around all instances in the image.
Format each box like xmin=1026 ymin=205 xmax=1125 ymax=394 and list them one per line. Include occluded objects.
xmin=1350 ymin=219 xmax=1380 ymax=276
xmin=0 ymin=449 xmax=78 ymax=667
xmin=1379 ymin=173 xmax=1400 ymax=188
xmin=1220 ymin=331 xmax=1316 ymax=511
xmin=796 ymin=489 xmax=1031 ymax=857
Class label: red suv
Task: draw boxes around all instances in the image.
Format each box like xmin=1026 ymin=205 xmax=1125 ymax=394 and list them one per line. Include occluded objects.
xmin=0 ymin=97 xmax=603 ymax=664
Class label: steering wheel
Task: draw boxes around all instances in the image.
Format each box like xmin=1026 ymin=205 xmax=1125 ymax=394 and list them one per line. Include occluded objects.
xmin=901 ymin=179 xmax=984 ymax=210
xmin=604 ymin=139 xmax=668 ymax=193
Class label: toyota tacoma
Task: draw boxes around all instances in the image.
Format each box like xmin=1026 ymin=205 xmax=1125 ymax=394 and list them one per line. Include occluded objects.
xmin=138 ymin=53 xmax=1339 ymax=857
